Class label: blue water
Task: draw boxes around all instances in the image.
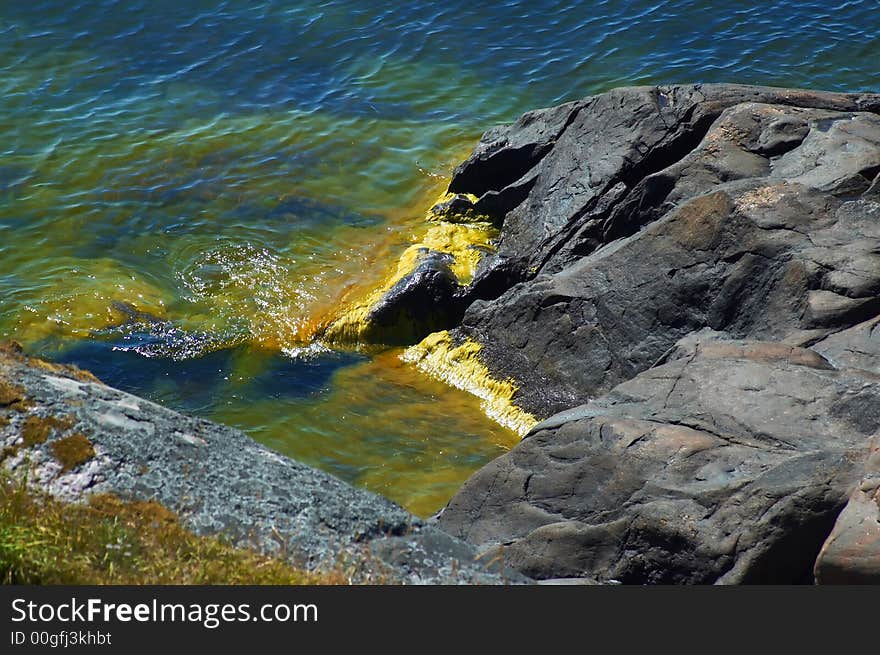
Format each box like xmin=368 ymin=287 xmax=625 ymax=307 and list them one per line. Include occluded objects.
xmin=2 ymin=0 xmax=878 ymax=514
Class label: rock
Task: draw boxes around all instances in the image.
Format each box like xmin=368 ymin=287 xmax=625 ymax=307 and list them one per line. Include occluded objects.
xmin=433 ymin=85 xmax=880 ymax=419
xmin=363 ymin=249 xmax=465 ymax=344
xmin=810 ymin=315 xmax=880 ymax=374
xmin=427 ymin=84 xmax=880 ymax=584
xmin=0 ymin=344 xmax=524 ymax=584
xmin=451 ymin=84 xmax=880 ymax=280
xmin=321 ymin=219 xmax=500 ymax=347
xmin=436 ymin=336 xmax=880 ymax=583
xmin=814 ymin=438 xmax=880 ymax=584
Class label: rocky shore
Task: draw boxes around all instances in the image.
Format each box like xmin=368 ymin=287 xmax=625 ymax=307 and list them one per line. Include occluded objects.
xmin=0 ymin=343 xmax=522 ymax=584
xmin=4 ymin=83 xmax=880 ymax=584
xmin=390 ymin=83 xmax=880 ymax=583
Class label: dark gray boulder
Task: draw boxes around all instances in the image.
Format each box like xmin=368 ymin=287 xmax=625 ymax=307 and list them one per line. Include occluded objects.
xmin=447 ymin=86 xmax=880 ymax=419
xmin=0 ymin=343 xmax=523 ymax=584
xmin=452 ymin=84 xmax=880 ymax=283
xmin=363 ymin=249 xmax=466 ymax=345
xmin=424 ymin=84 xmax=880 ymax=584
xmin=436 ymin=337 xmax=880 ymax=583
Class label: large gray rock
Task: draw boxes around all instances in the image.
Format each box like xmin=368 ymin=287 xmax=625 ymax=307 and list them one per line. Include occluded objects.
xmin=453 ymin=84 xmax=880 ymax=282
xmin=437 ymin=337 xmax=880 ymax=583
xmin=448 ymin=87 xmax=880 ymax=418
xmin=421 ymin=84 xmax=880 ymax=584
xmin=811 ymin=315 xmax=880 ymax=375
xmin=0 ymin=343 xmax=523 ymax=584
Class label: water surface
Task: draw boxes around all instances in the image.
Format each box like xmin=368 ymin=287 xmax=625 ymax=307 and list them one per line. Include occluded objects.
xmin=2 ymin=0 xmax=877 ymax=515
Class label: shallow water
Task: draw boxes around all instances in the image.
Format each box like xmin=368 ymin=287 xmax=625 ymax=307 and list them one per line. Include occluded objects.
xmin=2 ymin=0 xmax=878 ymax=515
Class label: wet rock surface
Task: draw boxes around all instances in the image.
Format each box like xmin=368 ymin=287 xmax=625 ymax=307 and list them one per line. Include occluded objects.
xmin=425 ymin=84 xmax=880 ymax=583
xmin=363 ymin=249 xmax=466 ymax=345
xmin=0 ymin=344 xmax=523 ymax=584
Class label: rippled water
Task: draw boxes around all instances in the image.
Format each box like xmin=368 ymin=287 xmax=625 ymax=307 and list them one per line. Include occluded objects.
xmin=2 ymin=0 xmax=878 ymax=515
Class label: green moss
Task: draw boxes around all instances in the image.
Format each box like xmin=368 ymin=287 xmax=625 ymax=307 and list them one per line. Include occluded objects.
xmin=50 ymin=433 xmax=95 ymax=471
xmin=21 ymin=415 xmax=75 ymax=448
xmin=0 ymin=474 xmax=349 ymax=585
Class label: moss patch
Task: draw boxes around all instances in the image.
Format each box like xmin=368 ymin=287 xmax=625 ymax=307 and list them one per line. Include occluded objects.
xmin=21 ymin=416 xmax=51 ymax=447
xmin=50 ymin=433 xmax=95 ymax=471
xmin=0 ymin=473 xmax=347 ymax=585
xmin=402 ymin=330 xmax=537 ymax=436
xmin=21 ymin=414 xmax=75 ymax=448
xmin=0 ymin=379 xmax=28 ymax=412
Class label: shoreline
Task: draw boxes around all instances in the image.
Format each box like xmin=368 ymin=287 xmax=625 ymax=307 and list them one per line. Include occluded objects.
xmin=5 ymin=82 xmax=880 ymax=584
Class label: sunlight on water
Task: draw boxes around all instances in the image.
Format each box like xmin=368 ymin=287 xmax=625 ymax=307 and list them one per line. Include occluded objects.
xmin=2 ymin=0 xmax=877 ymax=515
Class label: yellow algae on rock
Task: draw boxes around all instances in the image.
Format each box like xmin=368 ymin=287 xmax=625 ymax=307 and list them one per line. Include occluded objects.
xmin=316 ymin=247 xmax=425 ymax=345
xmin=320 ymin=193 xmax=498 ymax=346
xmin=419 ymin=220 xmax=497 ymax=284
xmin=402 ymin=330 xmax=537 ymax=437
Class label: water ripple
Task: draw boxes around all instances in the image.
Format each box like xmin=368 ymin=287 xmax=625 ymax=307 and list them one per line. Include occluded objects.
xmin=2 ymin=0 xmax=878 ymax=513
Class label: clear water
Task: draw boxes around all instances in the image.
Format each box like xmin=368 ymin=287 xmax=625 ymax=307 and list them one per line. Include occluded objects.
xmin=2 ymin=0 xmax=878 ymax=515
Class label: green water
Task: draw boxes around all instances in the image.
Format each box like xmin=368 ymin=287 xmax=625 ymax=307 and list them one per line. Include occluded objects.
xmin=2 ymin=0 xmax=877 ymax=516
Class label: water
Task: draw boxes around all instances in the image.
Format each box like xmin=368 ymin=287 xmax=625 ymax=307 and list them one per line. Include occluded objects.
xmin=2 ymin=0 xmax=878 ymax=516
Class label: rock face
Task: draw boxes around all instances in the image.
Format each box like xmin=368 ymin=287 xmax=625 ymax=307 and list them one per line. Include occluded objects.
xmin=814 ymin=437 xmax=880 ymax=584
xmin=422 ymin=84 xmax=880 ymax=583
xmin=438 ymin=337 xmax=877 ymax=583
xmin=0 ymin=344 xmax=522 ymax=584
xmin=447 ymin=85 xmax=880 ymax=417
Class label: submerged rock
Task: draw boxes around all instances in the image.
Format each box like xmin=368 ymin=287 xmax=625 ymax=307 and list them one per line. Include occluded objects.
xmin=0 ymin=343 xmax=523 ymax=584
